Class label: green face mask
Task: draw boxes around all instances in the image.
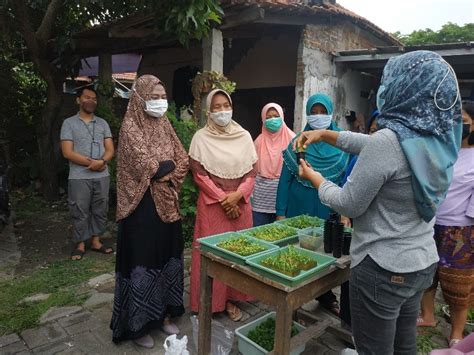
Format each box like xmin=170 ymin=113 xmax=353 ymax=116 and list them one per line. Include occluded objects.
xmin=264 ymin=117 xmax=283 ymax=133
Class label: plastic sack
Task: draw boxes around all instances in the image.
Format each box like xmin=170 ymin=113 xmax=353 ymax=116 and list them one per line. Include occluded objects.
xmin=340 ymin=349 xmax=358 ymax=355
xmin=163 ymin=334 xmax=190 ymax=355
xmin=191 ymin=315 xmax=234 ymax=355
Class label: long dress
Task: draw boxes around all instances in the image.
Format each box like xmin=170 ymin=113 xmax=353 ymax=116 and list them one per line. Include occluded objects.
xmin=110 ymin=188 xmax=185 ymax=343
xmin=189 ymin=158 xmax=256 ymax=313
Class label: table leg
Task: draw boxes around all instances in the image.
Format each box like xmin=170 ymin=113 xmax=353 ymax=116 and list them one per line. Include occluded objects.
xmin=273 ymin=302 xmax=293 ymax=355
xmin=198 ymin=254 xmax=213 ymax=355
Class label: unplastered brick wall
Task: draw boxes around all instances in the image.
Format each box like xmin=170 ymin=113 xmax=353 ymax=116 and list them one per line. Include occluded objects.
xmin=303 ymin=22 xmax=385 ymax=53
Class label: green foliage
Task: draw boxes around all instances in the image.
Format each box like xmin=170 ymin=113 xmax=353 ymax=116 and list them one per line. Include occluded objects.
xmin=247 ymin=317 xmax=299 ymax=352
xmin=0 ymin=59 xmax=46 ymax=184
xmin=394 ymin=22 xmax=474 ymax=45
xmin=0 ymin=258 xmax=114 ymax=335
xmin=167 ymin=103 xmax=199 ymax=246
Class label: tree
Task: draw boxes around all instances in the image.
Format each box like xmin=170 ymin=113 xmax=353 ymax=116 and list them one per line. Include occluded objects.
xmin=0 ymin=0 xmax=223 ymax=200
xmin=393 ymin=22 xmax=474 ymax=45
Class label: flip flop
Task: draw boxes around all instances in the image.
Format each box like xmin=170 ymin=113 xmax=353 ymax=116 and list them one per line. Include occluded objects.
xmin=70 ymin=248 xmax=85 ymax=261
xmin=90 ymin=245 xmax=114 ymax=254
xmin=416 ymin=317 xmax=437 ymax=327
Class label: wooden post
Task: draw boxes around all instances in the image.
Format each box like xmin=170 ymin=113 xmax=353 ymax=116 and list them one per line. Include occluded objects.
xmin=273 ymin=299 xmax=293 ymax=355
xmin=200 ymin=29 xmax=224 ymax=126
xmin=98 ymin=53 xmax=113 ymax=109
xmin=198 ymin=254 xmax=213 ymax=355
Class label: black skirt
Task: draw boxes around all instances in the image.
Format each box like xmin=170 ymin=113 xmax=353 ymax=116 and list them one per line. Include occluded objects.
xmin=110 ymin=188 xmax=185 ymax=343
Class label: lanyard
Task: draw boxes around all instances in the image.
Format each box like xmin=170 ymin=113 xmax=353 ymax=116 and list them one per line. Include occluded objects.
xmin=80 ymin=118 xmax=96 ymax=143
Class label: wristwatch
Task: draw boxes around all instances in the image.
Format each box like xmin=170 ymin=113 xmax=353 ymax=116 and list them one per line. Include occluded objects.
xmin=101 ymin=159 xmax=107 ymax=165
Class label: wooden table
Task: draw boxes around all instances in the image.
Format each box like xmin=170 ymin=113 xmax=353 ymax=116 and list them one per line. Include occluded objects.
xmin=197 ymin=249 xmax=351 ymax=355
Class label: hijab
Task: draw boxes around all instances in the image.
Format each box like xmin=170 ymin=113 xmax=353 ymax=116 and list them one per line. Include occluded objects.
xmin=254 ymin=103 xmax=295 ymax=178
xmin=116 ymin=74 xmax=188 ymax=221
xmin=188 ymin=89 xmax=258 ymax=179
xmin=283 ymin=93 xmax=350 ymax=188
xmin=377 ymin=50 xmax=462 ymax=222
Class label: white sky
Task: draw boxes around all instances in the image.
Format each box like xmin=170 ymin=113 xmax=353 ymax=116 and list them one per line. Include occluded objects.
xmin=337 ymin=0 xmax=474 ymax=34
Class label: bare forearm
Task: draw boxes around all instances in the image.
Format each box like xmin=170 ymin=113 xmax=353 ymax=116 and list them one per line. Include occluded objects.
xmin=64 ymin=151 xmax=91 ymax=166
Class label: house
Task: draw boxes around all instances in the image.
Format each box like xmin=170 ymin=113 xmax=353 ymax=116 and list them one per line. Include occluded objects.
xmin=72 ymin=1 xmax=472 ymax=137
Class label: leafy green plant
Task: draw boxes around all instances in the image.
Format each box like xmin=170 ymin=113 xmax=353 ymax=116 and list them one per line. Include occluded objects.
xmin=247 ymin=317 xmax=299 ymax=352
xmin=217 ymin=236 xmax=267 ymax=256
xmin=260 ymin=246 xmax=317 ymax=276
xmin=245 ymin=224 xmax=297 ymax=242
xmin=167 ymin=103 xmax=199 ymax=246
xmin=280 ymin=215 xmax=324 ymax=229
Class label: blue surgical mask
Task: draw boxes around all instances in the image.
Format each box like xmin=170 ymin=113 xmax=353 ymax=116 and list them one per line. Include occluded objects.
xmin=307 ymin=114 xmax=332 ymax=130
xmin=264 ymin=117 xmax=283 ymax=133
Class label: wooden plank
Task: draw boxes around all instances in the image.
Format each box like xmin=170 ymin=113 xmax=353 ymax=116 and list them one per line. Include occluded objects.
xmin=221 ymin=5 xmax=265 ymax=29
xmin=326 ymin=325 xmax=354 ymax=346
xmin=197 ymin=255 xmax=213 ymax=355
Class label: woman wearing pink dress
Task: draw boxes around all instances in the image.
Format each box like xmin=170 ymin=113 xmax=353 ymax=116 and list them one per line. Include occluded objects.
xmin=189 ymin=89 xmax=258 ymax=321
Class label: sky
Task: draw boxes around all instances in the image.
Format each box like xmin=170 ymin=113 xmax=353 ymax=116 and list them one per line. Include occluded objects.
xmin=337 ymin=0 xmax=474 ymax=34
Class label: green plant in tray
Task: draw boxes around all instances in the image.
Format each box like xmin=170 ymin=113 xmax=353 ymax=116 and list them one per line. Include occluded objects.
xmin=216 ymin=236 xmax=267 ymax=256
xmin=246 ymin=224 xmax=296 ymax=241
xmin=282 ymin=215 xmax=324 ymax=229
xmin=261 ymin=246 xmax=317 ymax=276
xmin=247 ymin=317 xmax=299 ymax=352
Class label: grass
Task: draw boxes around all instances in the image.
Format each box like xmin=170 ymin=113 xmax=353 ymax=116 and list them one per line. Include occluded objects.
xmin=0 ymin=258 xmax=114 ymax=335
xmin=416 ymin=327 xmax=445 ymax=355
xmin=11 ymin=190 xmax=57 ymax=220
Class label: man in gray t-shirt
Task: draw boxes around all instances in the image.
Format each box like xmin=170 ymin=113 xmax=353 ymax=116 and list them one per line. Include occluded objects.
xmin=60 ymin=87 xmax=114 ymax=260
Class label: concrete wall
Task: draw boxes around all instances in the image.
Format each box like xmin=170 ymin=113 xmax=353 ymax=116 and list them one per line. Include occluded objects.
xmin=226 ymin=33 xmax=299 ymax=90
xmin=293 ymin=22 xmax=390 ymax=132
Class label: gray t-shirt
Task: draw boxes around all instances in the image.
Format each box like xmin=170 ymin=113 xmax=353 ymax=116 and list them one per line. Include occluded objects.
xmin=60 ymin=113 xmax=112 ymax=180
xmin=319 ymin=129 xmax=439 ymax=273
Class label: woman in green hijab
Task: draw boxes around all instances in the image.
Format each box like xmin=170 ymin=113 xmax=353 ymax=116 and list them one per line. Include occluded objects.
xmin=276 ymin=93 xmax=350 ymax=314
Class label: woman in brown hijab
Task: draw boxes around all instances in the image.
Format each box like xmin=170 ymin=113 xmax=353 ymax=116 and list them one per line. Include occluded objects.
xmin=110 ymin=75 xmax=189 ymax=349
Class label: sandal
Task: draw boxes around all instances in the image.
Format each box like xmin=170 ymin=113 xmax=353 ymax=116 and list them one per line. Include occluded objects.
xmin=320 ymin=300 xmax=340 ymax=317
xmin=226 ymin=303 xmax=242 ymax=322
xmin=416 ymin=316 xmax=437 ymax=327
xmin=70 ymin=248 xmax=85 ymax=261
xmin=90 ymin=245 xmax=113 ymax=254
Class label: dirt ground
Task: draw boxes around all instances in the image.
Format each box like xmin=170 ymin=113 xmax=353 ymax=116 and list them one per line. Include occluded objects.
xmin=12 ymin=191 xmax=116 ymax=275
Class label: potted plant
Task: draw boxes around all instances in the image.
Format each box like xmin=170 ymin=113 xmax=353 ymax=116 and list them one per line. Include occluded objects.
xmin=295 ymin=139 xmax=306 ymax=164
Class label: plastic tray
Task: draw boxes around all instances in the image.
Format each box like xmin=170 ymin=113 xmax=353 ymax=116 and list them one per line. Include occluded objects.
xmin=198 ymin=232 xmax=278 ymax=265
xmin=246 ymin=246 xmax=336 ymax=287
xmin=276 ymin=215 xmax=324 ymax=230
xmin=235 ymin=311 xmax=306 ymax=355
xmin=241 ymin=223 xmax=298 ymax=247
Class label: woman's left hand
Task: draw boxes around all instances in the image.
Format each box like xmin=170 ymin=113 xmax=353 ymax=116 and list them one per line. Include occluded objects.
xmin=158 ymin=175 xmax=171 ymax=182
xmin=298 ymin=159 xmax=325 ymax=188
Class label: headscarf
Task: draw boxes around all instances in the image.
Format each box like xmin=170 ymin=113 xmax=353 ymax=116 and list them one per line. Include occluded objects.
xmin=254 ymin=103 xmax=295 ymax=178
xmin=306 ymin=93 xmax=334 ymax=117
xmin=283 ymin=93 xmax=350 ymax=188
xmin=377 ymin=50 xmax=462 ymax=222
xmin=188 ymin=89 xmax=258 ymax=179
xmin=116 ymin=75 xmax=189 ymax=222
xmin=366 ymin=109 xmax=379 ymax=134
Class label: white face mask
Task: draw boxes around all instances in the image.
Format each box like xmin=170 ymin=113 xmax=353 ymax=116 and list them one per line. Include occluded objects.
xmin=307 ymin=114 xmax=332 ymax=130
xmin=209 ymin=110 xmax=233 ymax=127
xmin=144 ymin=99 xmax=168 ymax=118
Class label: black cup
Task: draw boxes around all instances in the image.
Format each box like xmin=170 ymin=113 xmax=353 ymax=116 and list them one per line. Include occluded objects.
xmin=329 ymin=213 xmax=340 ymax=223
xmin=342 ymin=232 xmax=352 ymax=255
xmin=296 ymin=151 xmax=305 ymax=164
xmin=323 ymin=220 xmax=334 ymax=253
xmin=332 ymin=222 xmax=344 ymax=258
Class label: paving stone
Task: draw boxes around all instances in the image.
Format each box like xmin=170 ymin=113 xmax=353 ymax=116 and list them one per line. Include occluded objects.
xmin=71 ymin=331 xmax=113 ymax=354
xmin=55 ymin=348 xmax=85 ymax=355
xmin=21 ymin=293 xmax=51 ymax=304
xmin=0 ymin=333 xmax=21 ymax=348
xmin=39 ymin=306 xmax=83 ymax=324
xmin=87 ymin=274 xmax=114 ymax=288
xmin=0 ymin=341 xmax=29 ymax=354
xmin=57 ymin=311 xmax=92 ymax=328
xmin=83 ymin=292 xmax=114 ymax=309
xmin=32 ymin=340 xmax=72 ymax=354
xmin=21 ymin=323 xmax=68 ymax=349
xmin=64 ymin=317 xmax=102 ymax=336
